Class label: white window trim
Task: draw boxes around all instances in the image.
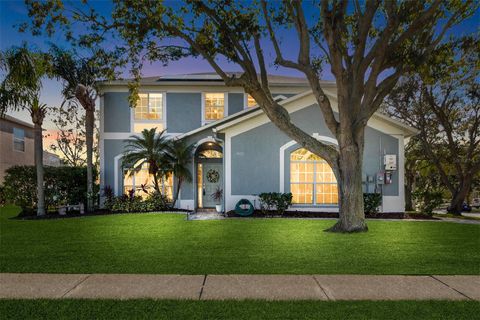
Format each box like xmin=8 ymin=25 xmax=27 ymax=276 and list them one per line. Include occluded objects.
xmin=202 ymin=92 xmax=228 ymax=126
xmin=12 ymin=127 xmax=25 ymax=153
xmin=130 ymin=91 xmax=167 ymax=134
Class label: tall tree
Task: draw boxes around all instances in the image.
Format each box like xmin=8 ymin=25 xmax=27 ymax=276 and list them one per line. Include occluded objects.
xmin=386 ymin=37 xmax=480 ymax=215
xmin=24 ymin=0 xmax=475 ymax=231
xmin=48 ymin=47 xmax=112 ymax=211
xmin=165 ymin=139 xmax=194 ymax=208
xmin=0 ymin=45 xmax=49 ymax=216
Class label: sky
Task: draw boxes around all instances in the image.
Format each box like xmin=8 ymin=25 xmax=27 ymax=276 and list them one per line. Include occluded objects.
xmin=0 ymin=0 xmax=479 ymax=131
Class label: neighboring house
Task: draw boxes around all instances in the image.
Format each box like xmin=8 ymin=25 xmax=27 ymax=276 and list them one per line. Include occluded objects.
xmin=43 ymin=150 xmax=63 ymax=167
xmin=98 ymin=73 xmax=417 ymax=213
xmin=0 ymin=115 xmax=35 ymax=184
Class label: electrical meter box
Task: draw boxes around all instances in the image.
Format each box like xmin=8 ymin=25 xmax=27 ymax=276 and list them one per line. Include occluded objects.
xmin=376 ymin=172 xmax=385 ymax=185
xmin=384 ymin=154 xmax=397 ymax=171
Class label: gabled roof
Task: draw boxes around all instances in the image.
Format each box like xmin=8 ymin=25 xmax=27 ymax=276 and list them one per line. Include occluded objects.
xmin=180 ymin=90 xmax=419 ymax=138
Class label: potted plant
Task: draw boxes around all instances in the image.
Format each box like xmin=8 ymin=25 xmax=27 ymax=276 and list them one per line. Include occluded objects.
xmin=211 ymin=187 xmax=223 ymax=213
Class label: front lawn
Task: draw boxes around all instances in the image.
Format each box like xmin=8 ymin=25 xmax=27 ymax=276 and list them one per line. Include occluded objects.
xmin=1 ymin=300 xmax=479 ymax=320
xmin=1 ymin=205 xmax=479 ymax=274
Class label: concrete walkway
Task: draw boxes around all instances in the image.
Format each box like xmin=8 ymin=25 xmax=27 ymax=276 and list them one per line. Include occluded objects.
xmin=1 ymin=273 xmax=479 ymax=301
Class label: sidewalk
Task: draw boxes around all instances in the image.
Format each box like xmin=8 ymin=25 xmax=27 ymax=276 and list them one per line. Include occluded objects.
xmin=1 ymin=273 xmax=479 ymax=301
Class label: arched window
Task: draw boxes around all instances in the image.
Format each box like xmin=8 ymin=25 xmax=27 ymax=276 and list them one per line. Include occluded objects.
xmin=290 ymin=148 xmax=338 ymax=205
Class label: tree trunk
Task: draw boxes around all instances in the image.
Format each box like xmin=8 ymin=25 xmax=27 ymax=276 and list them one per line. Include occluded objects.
xmin=448 ymin=179 xmax=471 ymax=215
xmin=152 ymin=171 xmax=161 ymax=194
xmin=34 ymin=123 xmax=45 ymax=216
xmin=327 ymin=129 xmax=367 ymax=233
xmin=172 ymin=178 xmax=182 ymax=208
xmin=85 ymin=108 xmax=94 ymax=212
xmin=405 ymin=169 xmax=415 ymax=212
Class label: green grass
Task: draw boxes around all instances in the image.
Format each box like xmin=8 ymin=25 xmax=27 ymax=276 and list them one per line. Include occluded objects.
xmin=434 ymin=213 xmax=480 ymax=221
xmin=1 ymin=205 xmax=479 ymax=274
xmin=1 ymin=299 xmax=479 ymax=320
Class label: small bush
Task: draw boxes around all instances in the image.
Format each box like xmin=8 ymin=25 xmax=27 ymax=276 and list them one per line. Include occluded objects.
xmin=258 ymin=192 xmax=293 ymax=215
xmin=413 ymin=189 xmax=443 ymax=215
xmin=363 ymin=193 xmax=382 ymax=214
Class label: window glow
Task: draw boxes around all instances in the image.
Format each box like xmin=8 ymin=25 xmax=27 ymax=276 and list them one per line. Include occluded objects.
xmin=246 ymin=94 xmax=257 ymax=108
xmin=134 ymin=93 xmax=163 ymax=120
xmin=290 ymin=148 xmax=338 ymax=205
xmin=133 ymin=93 xmax=164 ymax=133
xmin=198 ymin=150 xmax=223 ymax=158
xmin=123 ymin=163 xmax=173 ymax=199
xmin=204 ymin=93 xmax=225 ymax=121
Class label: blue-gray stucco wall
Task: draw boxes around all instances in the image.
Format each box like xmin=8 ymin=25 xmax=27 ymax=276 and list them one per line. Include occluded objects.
xmin=228 ymin=93 xmax=244 ymax=116
xmin=103 ymin=139 xmax=127 ymax=194
xmin=103 ymin=92 xmax=131 ymax=132
xmin=167 ymin=93 xmax=202 ymax=133
xmin=230 ymin=104 xmax=399 ymax=198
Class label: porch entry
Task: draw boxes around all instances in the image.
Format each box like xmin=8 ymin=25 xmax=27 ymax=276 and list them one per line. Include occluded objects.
xmin=201 ymin=163 xmax=223 ymax=208
xmin=195 ymin=141 xmax=223 ymax=209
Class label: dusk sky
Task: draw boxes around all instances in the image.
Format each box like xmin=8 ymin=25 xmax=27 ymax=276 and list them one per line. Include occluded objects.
xmin=1 ymin=0 xmax=479 ymax=130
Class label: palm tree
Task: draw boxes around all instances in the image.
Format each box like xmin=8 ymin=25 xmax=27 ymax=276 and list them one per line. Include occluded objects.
xmin=165 ymin=139 xmax=194 ymax=208
xmin=49 ymin=47 xmax=109 ymax=212
xmin=0 ymin=45 xmax=49 ymax=216
xmin=122 ymin=128 xmax=169 ymax=195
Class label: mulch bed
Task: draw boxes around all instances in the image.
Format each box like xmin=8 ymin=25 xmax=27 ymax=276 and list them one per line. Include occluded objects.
xmin=13 ymin=208 xmax=190 ymax=220
xmin=13 ymin=209 xmax=439 ymax=221
xmin=226 ymin=210 xmax=439 ymax=220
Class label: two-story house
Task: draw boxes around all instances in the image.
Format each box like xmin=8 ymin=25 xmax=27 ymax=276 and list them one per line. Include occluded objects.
xmin=98 ymin=73 xmax=417 ymax=213
xmin=0 ymin=115 xmax=35 ymax=184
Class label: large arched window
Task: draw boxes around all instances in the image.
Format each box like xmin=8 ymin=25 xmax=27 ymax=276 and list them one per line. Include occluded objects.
xmin=290 ymin=148 xmax=338 ymax=205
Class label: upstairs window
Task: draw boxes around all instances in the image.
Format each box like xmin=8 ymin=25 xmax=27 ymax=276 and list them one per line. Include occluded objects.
xmin=133 ymin=93 xmax=164 ymax=133
xmin=290 ymin=148 xmax=338 ymax=205
xmin=246 ymin=94 xmax=257 ymax=108
xmin=204 ymin=93 xmax=225 ymax=123
xmin=13 ymin=127 xmax=25 ymax=152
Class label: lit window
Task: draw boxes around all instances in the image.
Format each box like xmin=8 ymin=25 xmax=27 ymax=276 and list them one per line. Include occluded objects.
xmin=133 ymin=93 xmax=164 ymax=133
xmin=204 ymin=93 xmax=225 ymax=122
xmin=123 ymin=163 xmax=173 ymax=200
xmin=290 ymin=148 xmax=338 ymax=205
xmin=13 ymin=128 xmax=25 ymax=152
xmin=246 ymin=94 xmax=257 ymax=108
xmin=198 ymin=150 xmax=223 ymax=158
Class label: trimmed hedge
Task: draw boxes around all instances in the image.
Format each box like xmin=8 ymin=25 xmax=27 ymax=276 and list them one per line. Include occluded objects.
xmin=2 ymin=165 xmax=97 ymax=211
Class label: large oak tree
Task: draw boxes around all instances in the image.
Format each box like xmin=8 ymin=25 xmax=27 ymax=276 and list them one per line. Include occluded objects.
xmin=24 ymin=0 xmax=475 ymax=231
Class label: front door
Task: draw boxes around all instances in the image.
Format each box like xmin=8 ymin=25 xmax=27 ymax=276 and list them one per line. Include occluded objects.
xmin=202 ymin=163 xmax=223 ymax=208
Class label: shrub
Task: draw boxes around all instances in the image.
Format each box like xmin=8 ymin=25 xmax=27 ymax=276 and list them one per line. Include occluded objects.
xmin=108 ymin=190 xmax=170 ymax=213
xmin=413 ymin=189 xmax=443 ymax=215
xmin=103 ymin=185 xmax=114 ymax=210
xmin=258 ymin=192 xmax=293 ymax=215
xmin=0 ymin=185 xmax=5 ymax=205
xmin=363 ymin=193 xmax=382 ymax=214
xmin=2 ymin=165 xmax=98 ymax=211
